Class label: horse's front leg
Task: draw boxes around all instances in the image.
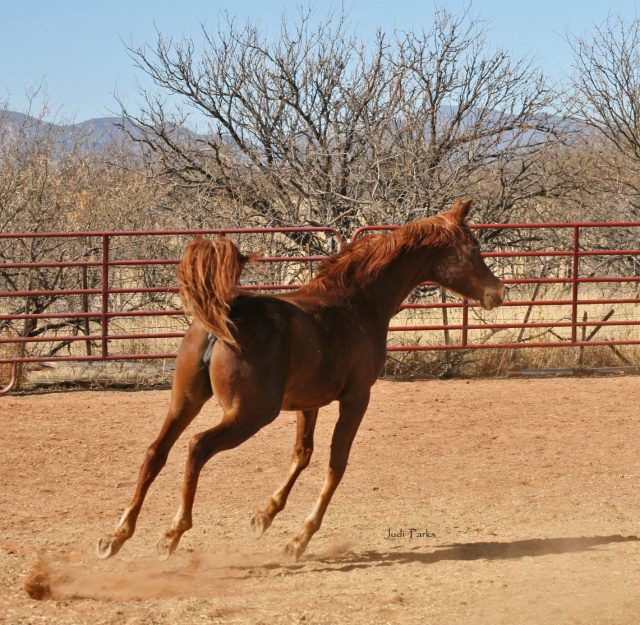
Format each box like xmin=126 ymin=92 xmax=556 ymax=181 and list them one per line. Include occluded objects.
xmin=284 ymin=391 xmax=370 ymax=561
xmin=97 ymin=324 xmax=212 ymax=559
xmin=251 ymin=408 xmax=319 ymax=538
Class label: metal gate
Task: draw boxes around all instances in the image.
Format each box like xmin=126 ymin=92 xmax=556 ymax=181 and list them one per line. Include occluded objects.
xmin=2 ymin=221 xmax=639 ymax=393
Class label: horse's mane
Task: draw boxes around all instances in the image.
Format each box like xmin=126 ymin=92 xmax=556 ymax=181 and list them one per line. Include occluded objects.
xmin=306 ymin=214 xmax=466 ymax=292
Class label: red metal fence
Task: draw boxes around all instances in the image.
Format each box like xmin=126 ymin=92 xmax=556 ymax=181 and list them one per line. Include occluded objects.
xmin=1 ymin=222 xmax=639 ymax=394
xmin=0 ymin=226 xmax=342 ymax=393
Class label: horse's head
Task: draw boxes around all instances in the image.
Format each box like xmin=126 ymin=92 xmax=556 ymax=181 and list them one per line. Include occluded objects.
xmin=430 ymin=199 xmax=505 ymax=311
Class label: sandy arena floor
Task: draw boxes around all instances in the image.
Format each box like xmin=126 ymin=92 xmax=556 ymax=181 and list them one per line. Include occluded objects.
xmin=1 ymin=376 xmax=640 ymax=624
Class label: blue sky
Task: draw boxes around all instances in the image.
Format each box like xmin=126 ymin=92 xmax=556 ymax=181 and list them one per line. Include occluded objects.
xmin=1 ymin=0 xmax=638 ymax=122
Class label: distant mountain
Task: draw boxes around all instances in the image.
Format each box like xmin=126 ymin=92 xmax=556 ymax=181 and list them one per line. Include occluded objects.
xmin=0 ymin=110 xmax=205 ymax=154
xmin=0 ymin=111 xmax=147 ymax=160
xmin=67 ymin=116 xmax=135 ymax=146
xmin=1 ymin=108 xmax=576 ymax=159
xmin=0 ymin=111 xmax=123 ymax=139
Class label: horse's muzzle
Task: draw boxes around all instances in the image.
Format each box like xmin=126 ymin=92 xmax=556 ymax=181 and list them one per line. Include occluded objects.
xmin=481 ymin=284 xmax=506 ymax=311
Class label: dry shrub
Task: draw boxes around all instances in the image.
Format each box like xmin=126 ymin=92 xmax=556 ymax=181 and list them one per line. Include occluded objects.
xmin=383 ymin=344 xmax=640 ymax=380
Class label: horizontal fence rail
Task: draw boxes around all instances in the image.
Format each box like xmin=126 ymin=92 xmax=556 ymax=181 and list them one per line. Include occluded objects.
xmin=1 ymin=221 xmax=639 ymax=393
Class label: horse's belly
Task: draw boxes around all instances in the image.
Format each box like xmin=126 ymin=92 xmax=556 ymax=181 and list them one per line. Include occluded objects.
xmin=280 ymin=396 xmax=334 ymax=411
xmin=279 ymin=312 xmax=382 ymax=411
xmin=280 ymin=376 xmax=339 ymax=411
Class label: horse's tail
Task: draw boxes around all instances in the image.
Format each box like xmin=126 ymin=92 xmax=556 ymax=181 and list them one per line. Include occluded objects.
xmin=178 ymin=236 xmax=250 ymax=348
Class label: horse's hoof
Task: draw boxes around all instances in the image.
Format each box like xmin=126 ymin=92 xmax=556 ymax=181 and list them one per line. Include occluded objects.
xmin=283 ymin=538 xmax=305 ymax=562
xmin=96 ymin=535 xmax=124 ymax=559
xmin=156 ymin=533 xmax=181 ymax=561
xmin=250 ymin=512 xmax=272 ymax=539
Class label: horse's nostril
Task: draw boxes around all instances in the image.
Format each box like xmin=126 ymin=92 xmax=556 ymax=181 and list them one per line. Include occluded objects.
xmin=482 ymin=287 xmax=504 ymax=311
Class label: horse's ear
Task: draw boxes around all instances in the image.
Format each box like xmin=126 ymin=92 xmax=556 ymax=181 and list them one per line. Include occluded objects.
xmin=457 ymin=199 xmax=473 ymax=222
xmin=442 ymin=199 xmax=473 ymax=224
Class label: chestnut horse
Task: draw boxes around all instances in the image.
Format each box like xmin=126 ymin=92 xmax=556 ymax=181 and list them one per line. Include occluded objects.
xmin=97 ymin=199 xmax=504 ymax=562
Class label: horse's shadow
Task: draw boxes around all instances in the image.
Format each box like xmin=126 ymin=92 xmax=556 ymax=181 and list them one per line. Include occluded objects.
xmin=256 ymin=534 xmax=640 ymax=575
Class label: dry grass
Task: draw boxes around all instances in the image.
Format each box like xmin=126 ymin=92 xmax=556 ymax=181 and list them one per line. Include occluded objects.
xmin=385 ymin=282 xmax=640 ymax=378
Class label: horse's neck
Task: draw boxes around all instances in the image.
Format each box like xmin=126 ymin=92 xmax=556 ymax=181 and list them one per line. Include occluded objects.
xmin=356 ymin=249 xmax=435 ymax=323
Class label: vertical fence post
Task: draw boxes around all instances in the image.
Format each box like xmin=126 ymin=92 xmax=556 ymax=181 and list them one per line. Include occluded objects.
xmin=571 ymin=225 xmax=580 ymax=344
xmin=578 ymin=311 xmax=588 ymax=366
xmin=82 ymin=265 xmax=92 ymax=356
xmin=16 ymin=271 xmax=35 ymax=391
xmin=461 ymin=298 xmax=469 ymax=347
xmin=441 ymin=287 xmax=451 ymax=371
xmin=101 ymin=235 xmax=110 ymax=358
xmin=441 ymin=287 xmax=451 ymax=346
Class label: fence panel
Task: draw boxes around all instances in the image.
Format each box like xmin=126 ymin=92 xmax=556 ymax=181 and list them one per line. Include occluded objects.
xmin=1 ymin=222 xmax=639 ymax=393
xmin=0 ymin=227 xmax=342 ymax=392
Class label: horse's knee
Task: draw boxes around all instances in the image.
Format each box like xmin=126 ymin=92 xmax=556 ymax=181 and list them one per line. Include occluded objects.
xmin=188 ymin=410 xmax=278 ymax=467
xmin=326 ymin=461 xmax=347 ymax=483
xmin=145 ymin=444 xmax=164 ymax=467
xmin=295 ymin=445 xmax=314 ymax=470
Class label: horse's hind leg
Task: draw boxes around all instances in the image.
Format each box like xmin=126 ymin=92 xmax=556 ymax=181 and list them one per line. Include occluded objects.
xmin=156 ymin=405 xmax=279 ymax=560
xmin=251 ymin=408 xmax=319 ymax=538
xmin=97 ymin=324 xmax=213 ymax=559
xmin=284 ymin=391 xmax=369 ymax=561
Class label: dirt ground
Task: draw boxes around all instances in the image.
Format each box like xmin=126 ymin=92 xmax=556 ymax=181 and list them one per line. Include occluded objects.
xmin=2 ymin=376 xmax=640 ymax=625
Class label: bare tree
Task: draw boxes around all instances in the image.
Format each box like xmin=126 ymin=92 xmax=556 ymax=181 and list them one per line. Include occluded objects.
xmin=381 ymin=9 xmax=563 ymax=222
xmin=0 ymin=93 xmax=184 ymax=361
xmin=565 ymin=13 xmax=640 ymax=220
xmin=0 ymin=93 xmax=99 ymax=356
xmin=122 ymin=7 xmax=571 ymax=239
